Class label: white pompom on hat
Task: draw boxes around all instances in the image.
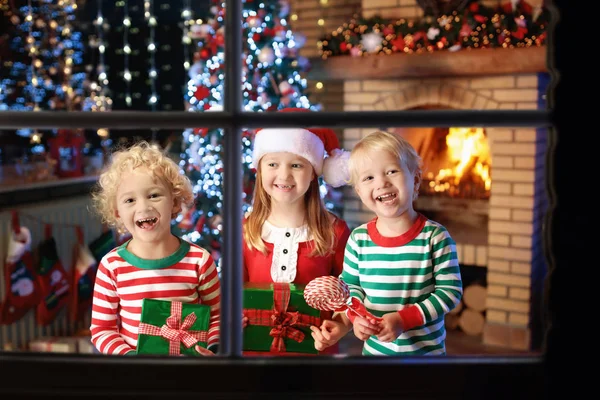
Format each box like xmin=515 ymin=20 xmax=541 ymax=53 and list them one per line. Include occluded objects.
xmin=252 ymin=108 xmax=350 ymax=187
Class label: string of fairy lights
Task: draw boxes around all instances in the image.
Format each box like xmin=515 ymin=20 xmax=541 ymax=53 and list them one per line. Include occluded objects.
xmin=121 ymin=0 xmax=132 ymax=107
xmin=1 ymin=0 xmax=85 ymax=144
xmin=145 ymin=0 xmax=158 ymax=109
xmin=181 ymin=0 xmax=193 ymax=75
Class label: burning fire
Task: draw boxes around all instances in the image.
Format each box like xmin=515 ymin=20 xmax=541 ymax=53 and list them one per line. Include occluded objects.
xmin=425 ymin=127 xmax=491 ymax=198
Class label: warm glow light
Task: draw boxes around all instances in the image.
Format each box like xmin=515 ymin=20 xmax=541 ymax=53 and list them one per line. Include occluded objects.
xmin=428 ymin=127 xmax=491 ymax=198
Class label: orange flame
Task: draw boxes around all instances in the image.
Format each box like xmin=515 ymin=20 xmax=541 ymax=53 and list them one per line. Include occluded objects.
xmin=427 ymin=127 xmax=491 ymax=196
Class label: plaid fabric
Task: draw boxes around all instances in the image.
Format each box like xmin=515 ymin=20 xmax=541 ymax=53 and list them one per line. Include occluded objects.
xmin=244 ymin=283 xmax=322 ymax=352
xmin=138 ymin=301 xmax=208 ymax=355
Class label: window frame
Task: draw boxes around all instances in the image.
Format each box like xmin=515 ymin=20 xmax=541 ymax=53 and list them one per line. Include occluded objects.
xmin=0 ymin=0 xmax=562 ymax=397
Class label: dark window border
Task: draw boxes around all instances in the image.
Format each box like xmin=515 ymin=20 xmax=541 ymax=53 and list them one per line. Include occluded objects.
xmin=0 ymin=0 xmax=570 ymax=397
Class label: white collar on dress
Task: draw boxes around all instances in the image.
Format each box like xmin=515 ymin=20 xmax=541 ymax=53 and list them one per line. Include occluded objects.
xmin=261 ymin=220 xmax=310 ymax=244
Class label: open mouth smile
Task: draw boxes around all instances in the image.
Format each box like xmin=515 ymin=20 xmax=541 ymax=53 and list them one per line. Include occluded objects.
xmin=376 ymin=193 xmax=397 ymax=202
xmin=135 ymin=217 xmax=158 ymax=229
xmin=275 ymin=184 xmax=294 ymax=189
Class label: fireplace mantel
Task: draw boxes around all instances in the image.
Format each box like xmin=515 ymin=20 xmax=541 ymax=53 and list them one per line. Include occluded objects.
xmin=307 ymin=45 xmax=547 ymax=81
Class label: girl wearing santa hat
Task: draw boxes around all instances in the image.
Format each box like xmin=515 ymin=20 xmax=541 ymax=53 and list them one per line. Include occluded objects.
xmin=242 ymin=108 xmax=351 ymax=355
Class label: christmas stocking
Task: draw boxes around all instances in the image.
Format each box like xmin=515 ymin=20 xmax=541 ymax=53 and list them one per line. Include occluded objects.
xmin=36 ymin=224 xmax=70 ymax=326
xmin=69 ymin=227 xmax=100 ymax=323
xmin=0 ymin=220 xmax=40 ymax=325
xmin=88 ymin=227 xmax=116 ymax=263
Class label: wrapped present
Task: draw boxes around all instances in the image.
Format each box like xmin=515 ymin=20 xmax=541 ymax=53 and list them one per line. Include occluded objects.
xmin=243 ymin=282 xmax=322 ymax=355
xmin=136 ymin=299 xmax=210 ymax=356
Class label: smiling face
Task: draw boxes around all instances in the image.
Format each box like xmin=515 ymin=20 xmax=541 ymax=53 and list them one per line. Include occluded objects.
xmin=115 ymin=166 xmax=178 ymax=245
xmin=353 ymin=149 xmax=418 ymax=222
xmin=259 ymin=152 xmax=315 ymax=208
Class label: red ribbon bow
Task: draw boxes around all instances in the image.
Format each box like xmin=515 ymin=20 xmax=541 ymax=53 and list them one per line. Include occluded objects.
xmin=138 ymin=301 xmax=207 ymax=355
xmin=245 ymin=283 xmax=321 ymax=353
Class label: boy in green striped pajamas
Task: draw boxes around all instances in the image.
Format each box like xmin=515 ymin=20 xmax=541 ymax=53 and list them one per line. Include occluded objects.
xmin=312 ymin=130 xmax=463 ymax=356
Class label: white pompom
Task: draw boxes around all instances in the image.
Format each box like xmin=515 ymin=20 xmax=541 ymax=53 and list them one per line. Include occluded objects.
xmin=322 ymin=148 xmax=350 ymax=188
xmin=7 ymin=227 xmax=32 ymax=264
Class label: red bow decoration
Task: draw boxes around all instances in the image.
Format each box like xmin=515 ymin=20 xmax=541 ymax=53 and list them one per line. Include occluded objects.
xmin=346 ymin=297 xmax=382 ymax=323
xmin=138 ymin=301 xmax=207 ymax=355
xmin=244 ymin=283 xmax=321 ymax=353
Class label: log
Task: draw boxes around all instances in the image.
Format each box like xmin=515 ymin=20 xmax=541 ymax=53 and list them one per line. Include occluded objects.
xmin=458 ymin=308 xmax=485 ymax=336
xmin=448 ymin=300 xmax=463 ymax=315
xmin=445 ymin=313 xmax=460 ymax=331
xmin=462 ymin=284 xmax=487 ymax=312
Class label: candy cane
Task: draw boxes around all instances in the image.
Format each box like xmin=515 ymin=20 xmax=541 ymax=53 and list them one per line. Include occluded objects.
xmin=304 ymin=276 xmax=382 ymax=322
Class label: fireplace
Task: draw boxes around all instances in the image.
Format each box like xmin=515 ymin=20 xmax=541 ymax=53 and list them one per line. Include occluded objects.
xmin=306 ymin=0 xmax=549 ymax=348
xmin=397 ymin=123 xmax=492 ymax=251
xmin=331 ymin=69 xmax=549 ymax=351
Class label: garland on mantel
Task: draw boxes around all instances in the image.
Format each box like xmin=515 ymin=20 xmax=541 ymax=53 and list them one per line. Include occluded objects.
xmin=318 ymin=0 xmax=549 ymax=59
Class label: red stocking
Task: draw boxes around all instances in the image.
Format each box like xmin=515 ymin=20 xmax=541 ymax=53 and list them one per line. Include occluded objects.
xmin=36 ymin=224 xmax=70 ymax=326
xmin=69 ymin=227 xmax=98 ymax=323
xmin=0 ymin=212 xmax=40 ymax=325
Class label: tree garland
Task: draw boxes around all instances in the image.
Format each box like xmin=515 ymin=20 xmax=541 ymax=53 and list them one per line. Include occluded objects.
xmin=318 ymin=0 xmax=549 ymax=59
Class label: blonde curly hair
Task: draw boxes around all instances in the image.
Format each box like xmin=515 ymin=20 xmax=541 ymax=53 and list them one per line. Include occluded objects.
xmin=91 ymin=141 xmax=194 ymax=230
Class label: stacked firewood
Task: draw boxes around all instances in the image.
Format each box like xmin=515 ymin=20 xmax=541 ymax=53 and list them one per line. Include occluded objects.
xmin=445 ymin=282 xmax=486 ymax=336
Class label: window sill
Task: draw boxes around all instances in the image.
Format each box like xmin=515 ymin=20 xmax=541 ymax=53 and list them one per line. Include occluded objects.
xmin=0 ymin=175 xmax=98 ymax=209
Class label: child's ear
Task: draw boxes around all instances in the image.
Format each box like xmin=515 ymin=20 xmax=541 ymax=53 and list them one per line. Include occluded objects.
xmin=172 ymin=198 xmax=182 ymax=216
xmin=413 ymin=173 xmax=421 ymax=200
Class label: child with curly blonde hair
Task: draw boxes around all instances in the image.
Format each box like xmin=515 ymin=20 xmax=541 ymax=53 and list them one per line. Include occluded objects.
xmin=90 ymin=141 xmax=220 ymax=356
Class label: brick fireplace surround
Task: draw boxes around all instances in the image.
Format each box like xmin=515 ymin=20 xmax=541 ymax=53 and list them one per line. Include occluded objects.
xmin=301 ymin=0 xmax=550 ymax=351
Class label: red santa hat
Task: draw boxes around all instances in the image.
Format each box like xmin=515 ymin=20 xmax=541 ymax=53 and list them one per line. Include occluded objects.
xmin=252 ymin=108 xmax=350 ymax=187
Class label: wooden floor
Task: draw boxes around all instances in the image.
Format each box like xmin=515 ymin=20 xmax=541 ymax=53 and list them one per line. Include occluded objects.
xmin=337 ymin=330 xmax=538 ymax=356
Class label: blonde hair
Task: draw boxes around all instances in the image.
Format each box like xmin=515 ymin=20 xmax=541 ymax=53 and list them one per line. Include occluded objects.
xmin=348 ymin=130 xmax=423 ymax=198
xmin=91 ymin=141 xmax=194 ymax=230
xmin=243 ymin=165 xmax=336 ymax=257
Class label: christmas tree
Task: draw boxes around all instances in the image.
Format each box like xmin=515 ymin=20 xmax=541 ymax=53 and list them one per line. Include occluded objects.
xmin=173 ymin=0 xmax=343 ymax=264
xmin=0 ymin=0 xmax=89 ymax=145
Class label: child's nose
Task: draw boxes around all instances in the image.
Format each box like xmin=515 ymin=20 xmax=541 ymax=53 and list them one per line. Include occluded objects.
xmin=139 ymin=199 xmax=154 ymax=211
xmin=378 ymin=177 xmax=391 ymax=189
xmin=278 ymin=166 xmax=292 ymax=178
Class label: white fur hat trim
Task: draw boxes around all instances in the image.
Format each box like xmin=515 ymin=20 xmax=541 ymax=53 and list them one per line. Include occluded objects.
xmin=322 ymin=148 xmax=351 ymax=188
xmin=252 ymin=128 xmax=325 ymax=174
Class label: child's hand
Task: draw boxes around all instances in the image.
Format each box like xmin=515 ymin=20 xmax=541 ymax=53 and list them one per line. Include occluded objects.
xmin=310 ymin=319 xmax=350 ymax=351
xmin=194 ymin=345 xmax=215 ymax=356
xmin=375 ymin=312 xmax=405 ymax=342
xmin=352 ymin=316 xmax=382 ymax=341
xmin=242 ymin=313 xmax=248 ymax=329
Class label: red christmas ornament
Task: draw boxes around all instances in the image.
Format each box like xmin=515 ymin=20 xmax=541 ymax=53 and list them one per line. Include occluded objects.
xmin=194 ymin=86 xmax=210 ymax=101
xmin=474 ymin=14 xmax=486 ymax=23
xmin=512 ymin=25 xmax=528 ymax=40
xmin=391 ymin=36 xmax=405 ymax=51
xmin=459 ymin=22 xmax=472 ymax=38
xmin=193 ymin=127 xmax=208 ymax=137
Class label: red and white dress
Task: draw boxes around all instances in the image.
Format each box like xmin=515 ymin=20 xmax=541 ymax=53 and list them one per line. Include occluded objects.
xmin=243 ymin=216 xmax=350 ymax=355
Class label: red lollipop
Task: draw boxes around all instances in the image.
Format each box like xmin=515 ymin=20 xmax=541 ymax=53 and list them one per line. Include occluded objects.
xmin=304 ymin=276 xmax=382 ymax=322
